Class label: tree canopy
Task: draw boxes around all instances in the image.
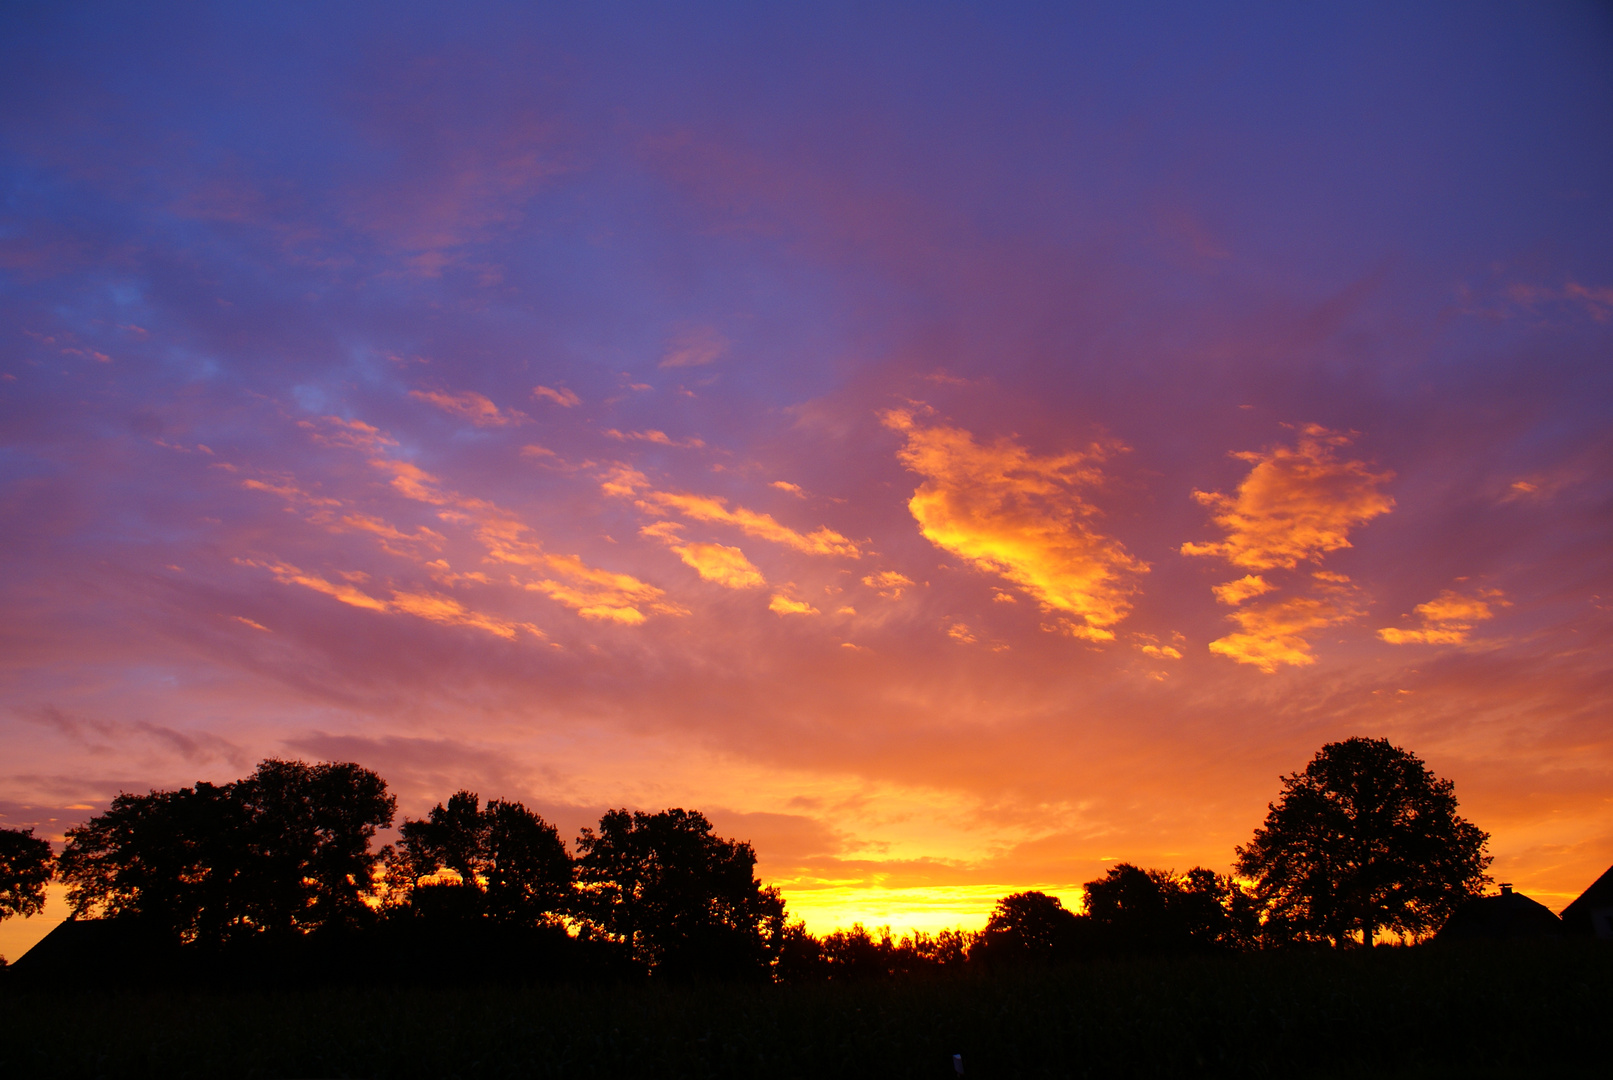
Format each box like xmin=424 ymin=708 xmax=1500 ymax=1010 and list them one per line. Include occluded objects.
xmin=973 ymin=891 xmax=1082 ymax=965
xmin=0 ymin=826 xmax=54 ymax=923
xmin=57 ymin=759 xmax=395 ymax=944
xmin=395 ymin=791 xmax=572 ymax=923
xmin=573 ymin=807 xmax=784 ymax=979
xmin=1235 ymin=737 xmax=1491 ymax=946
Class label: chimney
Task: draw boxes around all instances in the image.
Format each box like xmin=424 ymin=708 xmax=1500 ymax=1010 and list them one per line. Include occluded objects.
xmin=1500 ymin=883 xmax=1513 ymax=896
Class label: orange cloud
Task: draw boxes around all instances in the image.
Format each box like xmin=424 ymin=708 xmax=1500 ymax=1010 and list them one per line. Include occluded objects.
xmin=374 ymin=459 xmax=678 ymax=623
xmin=640 ymin=522 xmax=765 ymax=589
xmin=241 ymin=477 xmax=342 ymax=509
xmin=862 ymin=570 xmax=913 ymax=599
xmin=1379 ymin=588 xmax=1507 ymax=645
xmin=1208 ymin=581 xmax=1367 ymax=672
xmin=769 ymin=594 xmax=819 ymax=616
xmin=1181 ymin=425 xmax=1394 ymax=570
xmin=244 ymin=559 xmax=544 ymax=640
xmin=338 ymin=513 xmax=445 ymax=555
xmin=532 ymin=385 xmax=580 ymax=407
xmin=246 ymin=559 xmax=389 ymax=613
xmin=881 ymin=408 xmax=1145 ymax=641
xmin=674 ymin=542 xmax=766 ymax=589
xmin=411 ymin=389 xmax=524 ymax=427
xmin=771 ymin=481 xmax=805 ymax=497
xmin=1211 ymin=574 xmax=1275 ymax=606
xmin=604 ymin=428 xmax=706 ymax=449
xmin=1183 ymin=427 xmax=1393 ymax=670
xmin=299 ymin=415 xmax=398 ymax=452
xmin=388 ymin=591 xmax=543 ymax=640
xmin=623 ymin=485 xmax=861 ymax=558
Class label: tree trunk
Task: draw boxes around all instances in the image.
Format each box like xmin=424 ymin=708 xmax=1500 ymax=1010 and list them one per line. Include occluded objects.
xmin=1363 ymin=920 xmax=1373 ymax=948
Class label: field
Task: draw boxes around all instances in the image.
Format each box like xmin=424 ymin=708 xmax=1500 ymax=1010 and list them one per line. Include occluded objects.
xmin=2 ymin=941 xmax=1606 ymax=1078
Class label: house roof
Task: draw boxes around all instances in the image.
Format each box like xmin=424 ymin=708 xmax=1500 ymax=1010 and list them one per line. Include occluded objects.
xmin=1437 ymin=886 xmax=1562 ymax=940
xmin=1558 ymin=864 xmax=1613 ymax=938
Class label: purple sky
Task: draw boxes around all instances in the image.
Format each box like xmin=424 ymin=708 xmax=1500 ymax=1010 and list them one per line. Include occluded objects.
xmin=3 ymin=1 xmax=1611 ymax=954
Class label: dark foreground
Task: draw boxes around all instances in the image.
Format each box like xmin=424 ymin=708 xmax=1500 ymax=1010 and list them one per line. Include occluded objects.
xmin=1 ymin=941 xmax=1606 ymax=1079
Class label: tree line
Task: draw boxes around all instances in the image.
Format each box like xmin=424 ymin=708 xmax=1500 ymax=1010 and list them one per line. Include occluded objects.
xmin=0 ymin=738 xmax=1493 ymax=981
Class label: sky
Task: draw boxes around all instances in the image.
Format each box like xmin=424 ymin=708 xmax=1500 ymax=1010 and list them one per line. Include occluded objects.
xmin=2 ymin=1 xmax=1611 ymax=958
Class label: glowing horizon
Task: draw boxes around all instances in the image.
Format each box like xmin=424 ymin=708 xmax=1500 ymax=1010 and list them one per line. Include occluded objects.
xmin=2 ymin=3 xmax=1611 ymax=962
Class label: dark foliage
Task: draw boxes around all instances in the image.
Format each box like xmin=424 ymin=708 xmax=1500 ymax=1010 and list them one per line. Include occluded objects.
xmin=395 ymin=792 xmax=572 ymax=924
xmin=0 ymin=826 xmax=54 ymax=922
xmin=56 ymin=759 xmax=395 ymax=944
xmin=1236 ymin=737 xmax=1491 ymax=947
xmin=5 ymin=942 xmax=1609 ymax=1078
xmin=971 ymin=891 xmax=1083 ymax=966
xmin=573 ymin=808 xmax=784 ymax=979
xmin=778 ymin=922 xmax=975 ymax=982
xmin=15 ymin=737 xmax=1515 ymax=998
xmin=1084 ymin=864 xmax=1259 ymax=954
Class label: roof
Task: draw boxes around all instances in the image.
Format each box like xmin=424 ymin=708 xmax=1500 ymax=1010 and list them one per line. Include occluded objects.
xmin=6 ymin=917 xmax=173 ymax=983
xmin=1558 ymin=864 xmax=1613 ymax=938
xmin=1437 ymin=886 xmax=1562 ymax=940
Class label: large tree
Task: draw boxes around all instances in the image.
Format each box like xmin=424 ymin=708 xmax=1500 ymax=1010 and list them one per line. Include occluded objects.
xmin=57 ymin=759 xmax=394 ymax=944
xmin=573 ymin=808 xmax=784 ymax=978
xmin=1235 ymin=737 xmax=1491 ymax=947
xmin=0 ymin=826 xmax=54 ymax=923
xmin=395 ymin=791 xmax=572 ymax=922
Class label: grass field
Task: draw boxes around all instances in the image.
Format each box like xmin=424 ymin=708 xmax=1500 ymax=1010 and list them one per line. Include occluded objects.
xmin=2 ymin=940 xmax=1606 ymax=1078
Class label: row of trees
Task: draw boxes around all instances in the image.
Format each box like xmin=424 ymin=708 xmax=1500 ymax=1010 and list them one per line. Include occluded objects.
xmin=0 ymin=738 xmax=1493 ymax=979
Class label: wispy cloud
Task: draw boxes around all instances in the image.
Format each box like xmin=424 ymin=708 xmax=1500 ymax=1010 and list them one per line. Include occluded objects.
xmin=862 ymin=570 xmax=913 ymax=599
xmin=245 ymin=558 xmax=390 ymax=612
xmin=336 ymin=513 xmax=446 ymax=556
xmin=532 ymin=385 xmax=581 ymax=407
xmin=262 ymin=426 xmax=684 ymax=626
xmin=882 ymin=408 xmax=1145 ymax=641
xmin=604 ymin=428 xmax=706 ymax=449
xmin=640 ymin=521 xmax=766 ymax=589
xmin=659 ymin=325 xmax=727 ymax=369
xmin=388 ymin=590 xmax=544 ymax=641
xmin=640 ymin=491 xmax=861 ymax=556
xmin=604 ymin=470 xmax=860 ymax=558
xmin=298 ymin=415 xmax=398 ymax=452
xmin=1379 ymin=588 xmax=1507 ymax=645
xmin=410 ymin=389 xmax=525 ymax=427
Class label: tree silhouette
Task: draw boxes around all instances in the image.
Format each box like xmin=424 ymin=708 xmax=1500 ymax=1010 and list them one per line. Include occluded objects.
xmin=0 ymin=826 xmax=54 ymax=922
xmin=234 ymin=759 xmax=396 ymax=933
xmin=573 ymin=808 xmax=784 ymax=978
xmin=395 ymin=791 xmax=571 ymax=923
xmin=56 ymin=781 xmax=245 ymax=942
xmin=398 ymin=790 xmax=487 ymax=888
xmin=1083 ymin=864 xmax=1257 ymax=953
xmin=972 ymin=890 xmax=1082 ymax=965
xmin=1235 ymin=737 xmax=1491 ymax=947
xmin=57 ymin=759 xmax=394 ymax=944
